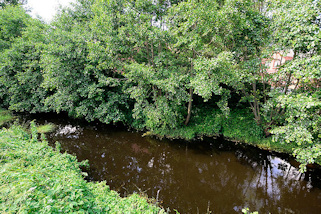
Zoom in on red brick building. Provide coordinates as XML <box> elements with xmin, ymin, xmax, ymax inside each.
<box><xmin>263</xmin><ymin>51</ymin><xmax>294</xmax><ymax>74</ymax></box>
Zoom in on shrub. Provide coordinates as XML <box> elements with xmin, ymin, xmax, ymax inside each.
<box><xmin>0</xmin><ymin>124</ymin><xmax>164</xmax><ymax>213</ymax></box>
<box><xmin>0</xmin><ymin>108</ymin><xmax>14</xmax><ymax>126</ymax></box>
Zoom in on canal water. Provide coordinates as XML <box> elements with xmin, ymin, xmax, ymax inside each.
<box><xmin>29</xmin><ymin>114</ymin><xmax>321</xmax><ymax>213</ymax></box>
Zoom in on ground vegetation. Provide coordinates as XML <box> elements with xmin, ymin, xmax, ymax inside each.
<box><xmin>0</xmin><ymin>0</ymin><xmax>320</xmax><ymax>171</ymax></box>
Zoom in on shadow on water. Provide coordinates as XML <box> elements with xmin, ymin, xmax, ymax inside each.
<box><xmin>23</xmin><ymin>113</ymin><xmax>321</xmax><ymax>213</ymax></box>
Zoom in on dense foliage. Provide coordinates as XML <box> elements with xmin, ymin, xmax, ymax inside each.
<box><xmin>0</xmin><ymin>123</ymin><xmax>164</xmax><ymax>213</ymax></box>
<box><xmin>0</xmin><ymin>108</ymin><xmax>14</xmax><ymax>126</ymax></box>
<box><xmin>0</xmin><ymin>0</ymin><xmax>26</xmax><ymax>9</ymax></box>
<box><xmin>0</xmin><ymin>0</ymin><xmax>320</xmax><ymax>170</ymax></box>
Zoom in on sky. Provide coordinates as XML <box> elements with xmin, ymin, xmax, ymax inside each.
<box><xmin>25</xmin><ymin>0</ymin><xmax>76</xmax><ymax>22</ymax></box>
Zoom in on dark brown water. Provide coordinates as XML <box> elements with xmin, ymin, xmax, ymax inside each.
<box><xmin>31</xmin><ymin>115</ymin><xmax>321</xmax><ymax>213</ymax></box>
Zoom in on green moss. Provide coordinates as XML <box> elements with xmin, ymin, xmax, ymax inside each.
<box><xmin>0</xmin><ymin>125</ymin><xmax>165</xmax><ymax>213</ymax></box>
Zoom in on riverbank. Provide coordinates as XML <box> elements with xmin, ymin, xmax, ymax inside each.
<box><xmin>148</xmin><ymin>108</ymin><xmax>287</xmax><ymax>152</ymax></box>
<box><xmin>0</xmin><ymin>122</ymin><xmax>165</xmax><ymax>213</ymax></box>
<box><xmin>4</xmin><ymin>106</ymin><xmax>319</xmax><ymax>169</ymax></box>
<box><xmin>2</xmin><ymin>108</ymin><xmax>321</xmax><ymax>213</ymax></box>
<box><xmin>146</xmin><ymin>107</ymin><xmax>321</xmax><ymax>169</ymax></box>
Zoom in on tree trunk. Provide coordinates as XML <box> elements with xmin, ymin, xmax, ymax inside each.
<box><xmin>185</xmin><ymin>87</ymin><xmax>193</xmax><ymax>125</ymax></box>
<box><xmin>145</xmin><ymin>41</ymin><xmax>151</xmax><ymax>66</ymax></box>
<box><xmin>284</xmin><ymin>72</ymin><xmax>292</xmax><ymax>95</ymax></box>
<box><xmin>185</xmin><ymin>50</ymin><xmax>195</xmax><ymax>126</ymax></box>
<box><xmin>252</xmin><ymin>80</ymin><xmax>261</xmax><ymax>124</ymax></box>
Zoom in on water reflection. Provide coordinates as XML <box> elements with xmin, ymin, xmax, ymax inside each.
<box><xmin>34</xmin><ymin>118</ymin><xmax>321</xmax><ymax>214</ymax></box>
<box><xmin>55</xmin><ymin>124</ymin><xmax>83</xmax><ymax>139</ymax></box>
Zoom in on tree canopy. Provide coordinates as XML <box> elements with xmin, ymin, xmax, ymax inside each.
<box><xmin>0</xmin><ymin>0</ymin><xmax>320</xmax><ymax>171</ymax></box>
<box><xmin>0</xmin><ymin>0</ymin><xmax>27</xmax><ymax>9</ymax></box>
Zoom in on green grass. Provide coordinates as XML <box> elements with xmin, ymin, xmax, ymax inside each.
<box><xmin>36</xmin><ymin>123</ymin><xmax>56</xmax><ymax>134</ymax></box>
<box><xmin>148</xmin><ymin>106</ymin><xmax>315</xmax><ymax>166</ymax></box>
<box><xmin>0</xmin><ymin>124</ymin><xmax>165</xmax><ymax>213</ymax></box>
<box><xmin>150</xmin><ymin>108</ymin><xmax>264</xmax><ymax>143</ymax></box>
<box><xmin>0</xmin><ymin>108</ymin><xmax>15</xmax><ymax>126</ymax></box>
<box><xmin>150</xmin><ymin>108</ymin><xmax>223</xmax><ymax>140</ymax></box>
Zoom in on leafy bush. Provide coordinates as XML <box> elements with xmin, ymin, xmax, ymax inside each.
<box><xmin>151</xmin><ymin>107</ymin><xmax>265</xmax><ymax>143</ymax></box>
<box><xmin>0</xmin><ymin>108</ymin><xmax>14</xmax><ymax>126</ymax></box>
<box><xmin>0</xmin><ymin>124</ymin><xmax>164</xmax><ymax>213</ymax></box>
<box><xmin>271</xmin><ymin>93</ymin><xmax>321</xmax><ymax>172</ymax></box>
<box><xmin>221</xmin><ymin>109</ymin><xmax>264</xmax><ymax>144</ymax></box>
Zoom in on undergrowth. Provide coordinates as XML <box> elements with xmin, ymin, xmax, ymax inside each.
<box><xmin>151</xmin><ymin>108</ymin><xmax>264</xmax><ymax>143</ymax></box>
<box><xmin>0</xmin><ymin>108</ymin><xmax>14</xmax><ymax>126</ymax></box>
<box><xmin>36</xmin><ymin>123</ymin><xmax>56</xmax><ymax>134</ymax></box>
<box><xmin>149</xmin><ymin>107</ymin><xmax>311</xmax><ymax>164</ymax></box>
<box><xmin>0</xmin><ymin>123</ymin><xmax>165</xmax><ymax>213</ymax></box>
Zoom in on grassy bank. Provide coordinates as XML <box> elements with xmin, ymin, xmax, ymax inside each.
<box><xmin>149</xmin><ymin>107</ymin><xmax>305</xmax><ymax>159</ymax></box>
<box><xmin>150</xmin><ymin>107</ymin><xmax>321</xmax><ymax>169</ymax></box>
<box><xmin>0</xmin><ymin>123</ymin><xmax>164</xmax><ymax>213</ymax></box>
<box><xmin>151</xmin><ymin>108</ymin><xmax>266</xmax><ymax>143</ymax></box>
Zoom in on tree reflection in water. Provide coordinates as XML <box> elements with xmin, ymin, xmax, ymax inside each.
<box><xmin>39</xmin><ymin>117</ymin><xmax>321</xmax><ymax>214</ymax></box>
